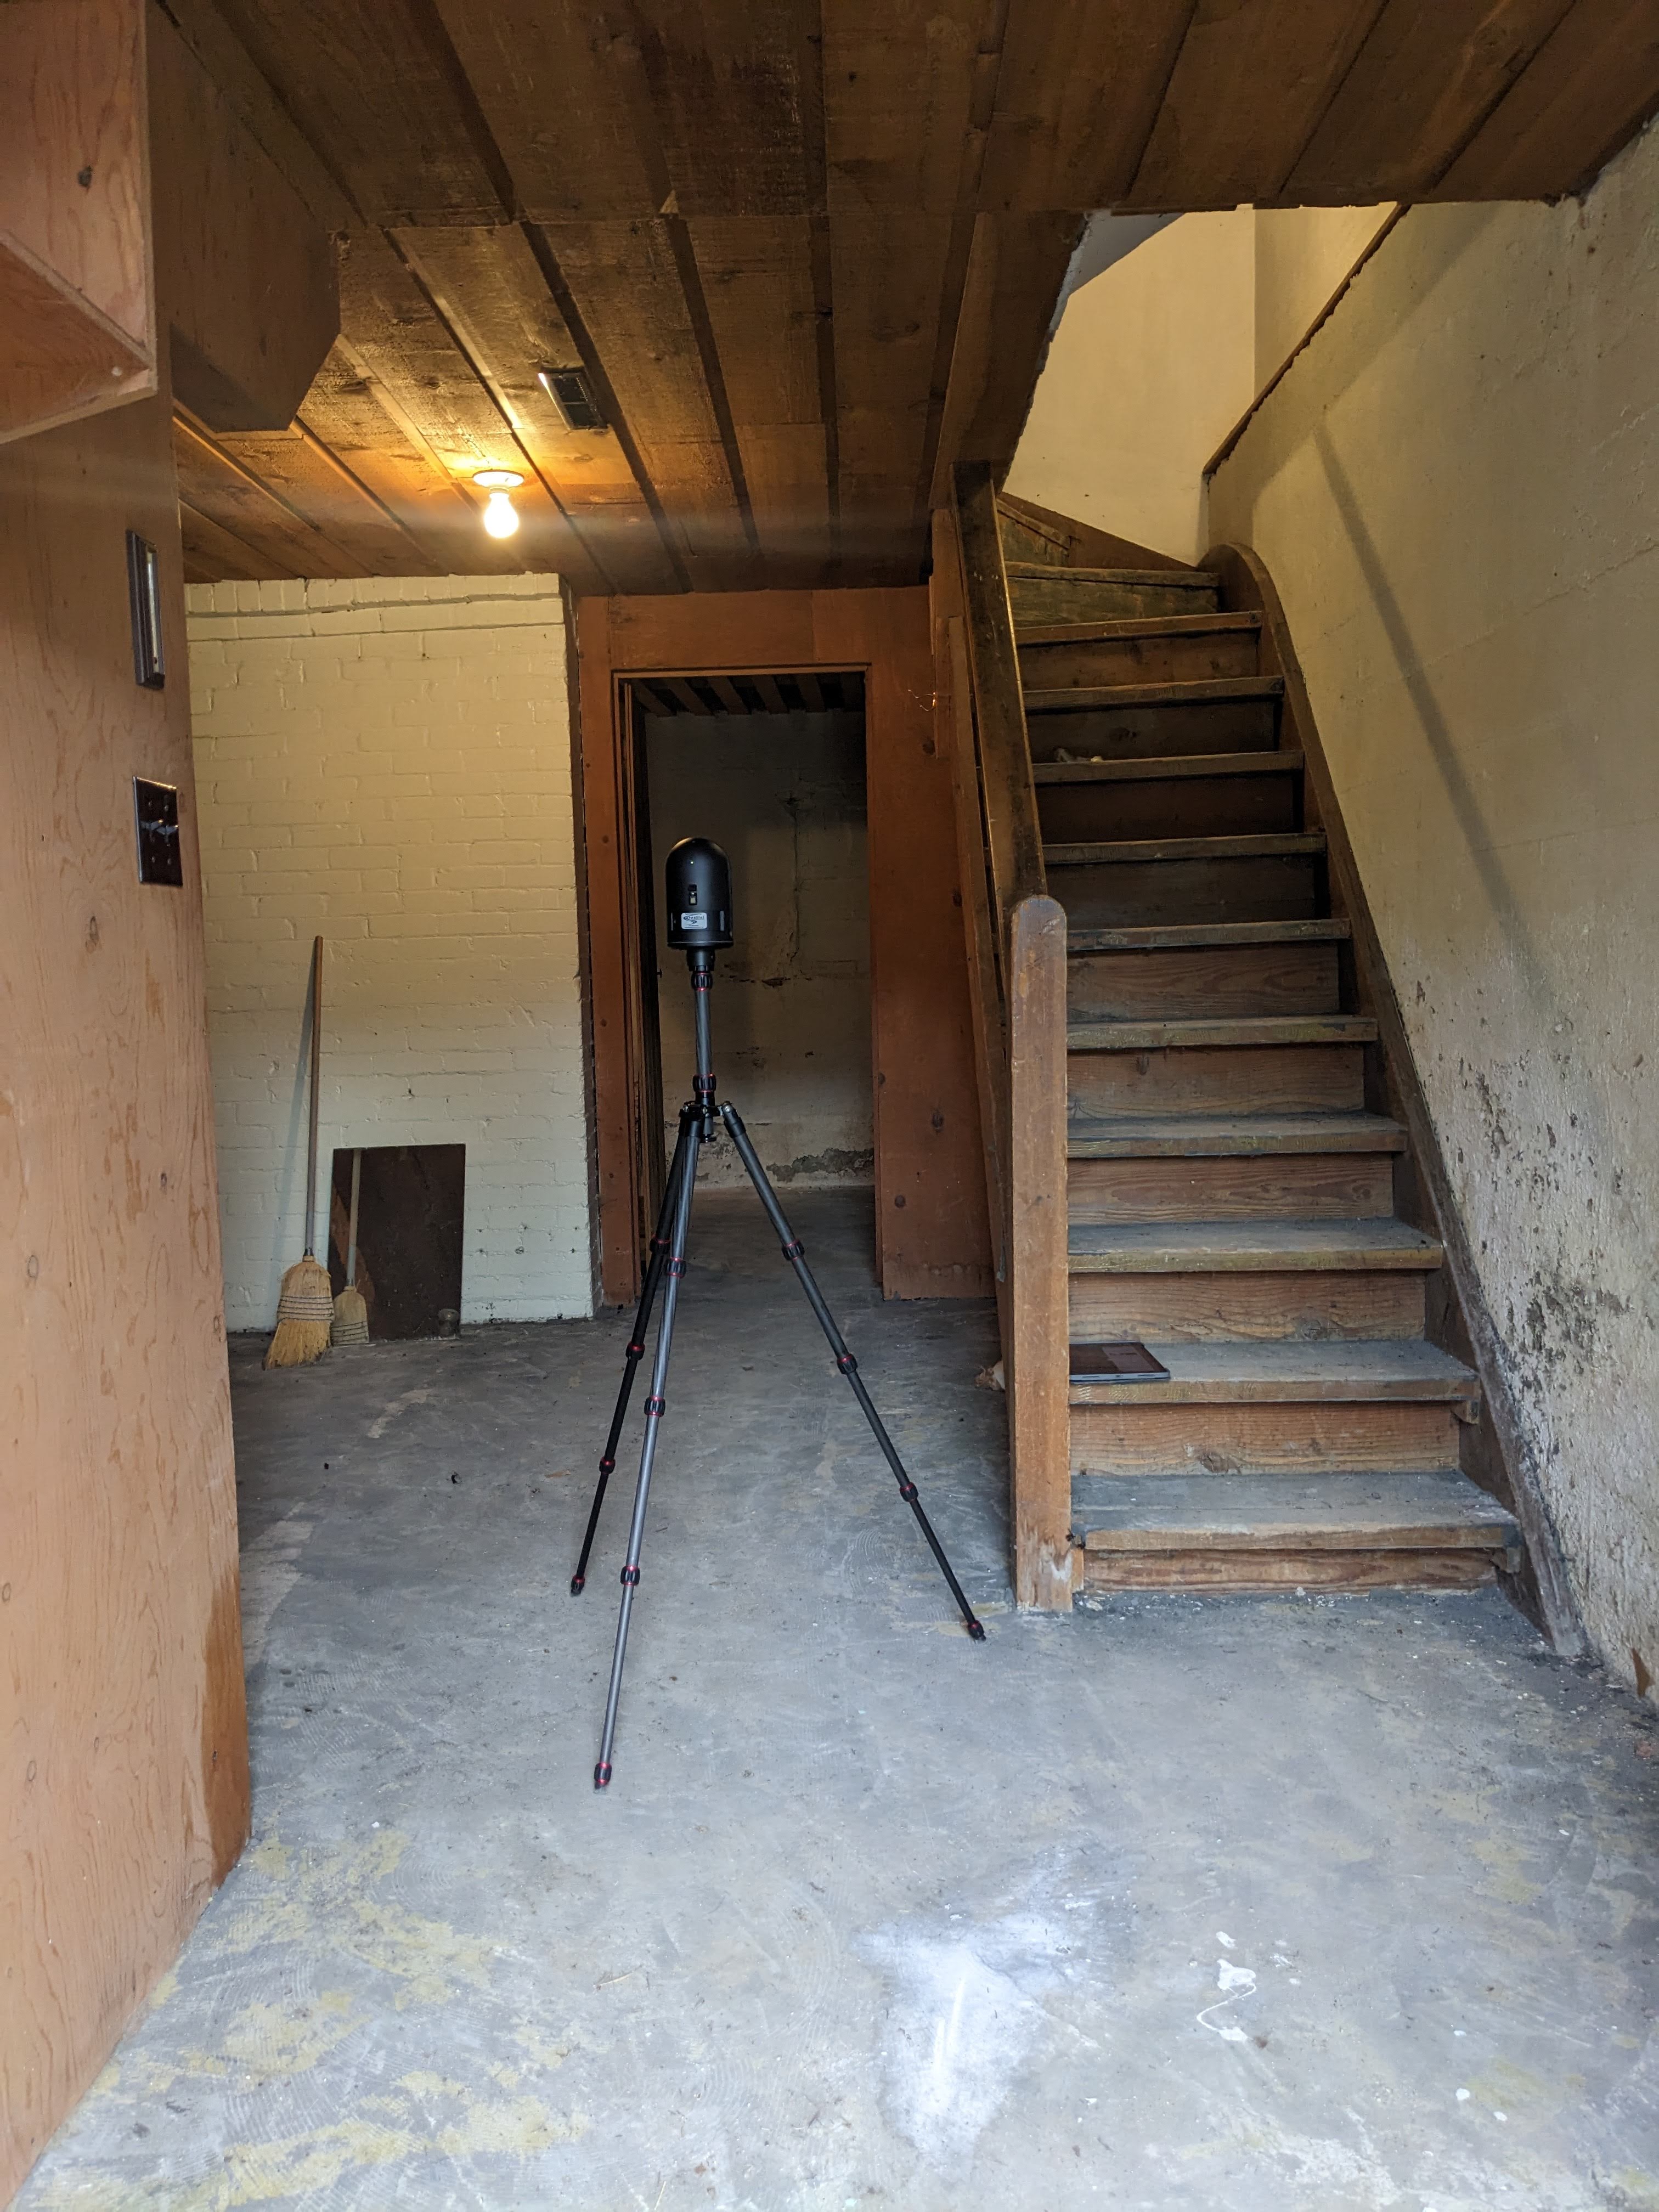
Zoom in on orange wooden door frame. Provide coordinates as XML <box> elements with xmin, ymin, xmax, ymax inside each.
<box><xmin>574</xmin><ymin>588</ymin><xmax>992</xmax><ymax>1308</ymax></box>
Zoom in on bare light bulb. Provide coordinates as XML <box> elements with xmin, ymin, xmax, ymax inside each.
<box><xmin>473</xmin><ymin>469</ymin><xmax>524</xmax><ymax>539</ymax></box>
<box><xmin>482</xmin><ymin>490</ymin><xmax>520</xmax><ymax>538</ymax></box>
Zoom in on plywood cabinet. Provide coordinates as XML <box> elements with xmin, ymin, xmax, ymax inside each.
<box><xmin>0</xmin><ymin>0</ymin><xmax>159</xmax><ymax>445</ymax></box>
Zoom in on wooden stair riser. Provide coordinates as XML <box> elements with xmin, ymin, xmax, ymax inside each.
<box><xmin>1079</xmin><ymin>1549</ymin><xmax>1500</xmax><ymax>1593</ymax></box>
<box><xmin>1029</xmin><ymin>696</ymin><xmax>1278</xmax><ymax>761</ymax></box>
<box><xmin>1070</xmin><ymin>1269</ymin><xmax>1427</xmax><ymax>1342</ymax></box>
<box><xmin>1069</xmin><ymin>1150</ymin><xmax>1395</xmax><ymax>1223</ymax></box>
<box><xmin>1071</xmin><ymin>1400</ymin><xmax>1463</xmax><ymax>1477</ymax></box>
<box><xmin>1069</xmin><ymin>940</ymin><xmax>1340</xmax><ymax>1019</ymax></box>
<box><xmin>1039</xmin><ymin>772</ymin><xmax>1297</xmax><ymax>844</ymax></box>
<box><xmin>1054</xmin><ymin>852</ymin><xmax>1318</xmax><ymax>930</ymax></box>
<box><xmin>1070</xmin><ymin>1041</ymin><xmax>1365</xmax><ymax>1119</ymax></box>
<box><xmin>1009</xmin><ymin>576</ymin><xmax>1220</xmax><ymax>624</ymax></box>
<box><xmin>1019</xmin><ymin>627</ymin><xmax>1259</xmax><ymax>689</ymax></box>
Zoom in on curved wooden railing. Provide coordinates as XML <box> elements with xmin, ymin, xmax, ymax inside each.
<box><xmin>932</xmin><ymin>462</ymin><xmax>1073</xmax><ymax>1610</ymax></box>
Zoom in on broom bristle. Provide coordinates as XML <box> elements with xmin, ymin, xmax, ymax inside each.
<box><xmin>331</xmin><ymin>1283</ymin><xmax>369</xmax><ymax>1346</ymax></box>
<box><xmin>265</xmin><ymin>1254</ymin><xmax>334</xmax><ymax>1369</ymax></box>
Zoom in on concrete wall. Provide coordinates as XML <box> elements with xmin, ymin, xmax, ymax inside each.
<box><xmin>1005</xmin><ymin>211</ymin><xmax>1256</xmax><ymax>563</ymax></box>
<box><xmin>1253</xmin><ymin>204</ymin><xmax>1393</xmax><ymax>391</ymax></box>
<box><xmin>1209</xmin><ymin>125</ymin><xmax>1659</xmax><ymax>1690</ymax></box>
<box><xmin>187</xmin><ymin>575</ymin><xmax>594</xmax><ymax>1329</ymax></box>
<box><xmin>645</xmin><ymin>709</ymin><xmax>871</xmax><ymax>1188</ymax></box>
<box><xmin>2</xmin><ymin>388</ymin><xmax>247</xmax><ymax>2198</ymax></box>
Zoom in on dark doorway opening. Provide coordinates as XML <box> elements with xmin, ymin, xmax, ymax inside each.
<box><xmin>328</xmin><ymin>1143</ymin><xmax>465</xmax><ymax>1339</ymax></box>
<box><xmin>626</xmin><ymin>671</ymin><xmax>873</xmax><ymax>1266</ymax></box>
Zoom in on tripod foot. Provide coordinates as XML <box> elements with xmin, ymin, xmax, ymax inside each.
<box><xmin>570</xmin><ymin>1573</ymin><xmax>585</xmax><ymax>1595</ymax></box>
<box><xmin>594</xmin><ymin>1761</ymin><xmax>612</xmax><ymax>1791</ymax></box>
<box><xmin>967</xmin><ymin>1617</ymin><xmax>988</xmax><ymax>1641</ymax></box>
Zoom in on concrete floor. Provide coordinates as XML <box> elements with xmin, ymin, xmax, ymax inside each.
<box><xmin>18</xmin><ymin>1190</ymin><xmax>1659</xmax><ymax>2211</ymax></box>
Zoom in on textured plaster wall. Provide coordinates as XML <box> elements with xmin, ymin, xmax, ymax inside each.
<box><xmin>1005</xmin><ymin>211</ymin><xmax>1256</xmax><ymax>562</ymax></box>
<box><xmin>1209</xmin><ymin>128</ymin><xmax>1659</xmax><ymax>1689</ymax></box>
<box><xmin>645</xmin><ymin>709</ymin><xmax>871</xmax><ymax>1188</ymax></box>
<box><xmin>187</xmin><ymin>575</ymin><xmax>594</xmax><ymax>1328</ymax></box>
<box><xmin>1252</xmin><ymin>205</ymin><xmax>1395</xmax><ymax>391</ymax></box>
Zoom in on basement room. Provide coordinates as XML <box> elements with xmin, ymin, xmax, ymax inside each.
<box><xmin>5</xmin><ymin>3</ymin><xmax>1657</xmax><ymax>2207</ymax></box>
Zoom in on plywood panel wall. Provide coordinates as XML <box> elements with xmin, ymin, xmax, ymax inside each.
<box><xmin>0</xmin><ymin>389</ymin><xmax>247</xmax><ymax>2198</ymax></box>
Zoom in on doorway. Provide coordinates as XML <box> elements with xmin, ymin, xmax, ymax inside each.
<box><xmin>627</xmin><ymin>670</ymin><xmax>873</xmax><ymax>1249</ymax></box>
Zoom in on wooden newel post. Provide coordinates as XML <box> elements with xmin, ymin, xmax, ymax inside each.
<box><xmin>1007</xmin><ymin>894</ymin><xmax>1073</xmax><ymax>1610</ymax></box>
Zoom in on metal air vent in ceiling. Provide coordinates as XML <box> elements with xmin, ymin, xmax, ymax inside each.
<box><xmin>538</xmin><ymin>366</ymin><xmax>606</xmax><ymax>432</ymax></box>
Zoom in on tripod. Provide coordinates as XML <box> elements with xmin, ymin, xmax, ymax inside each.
<box><xmin>573</xmin><ymin>941</ymin><xmax>986</xmax><ymax>1790</ymax></box>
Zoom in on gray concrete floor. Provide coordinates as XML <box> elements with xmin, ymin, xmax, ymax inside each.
<box><xmin>19</xmin><ymin>1190</ymin><xmax>1659</xmax><ymax>2211</ymax></box>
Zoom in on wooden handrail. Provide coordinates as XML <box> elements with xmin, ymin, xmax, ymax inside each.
<box><xmin>952</xmin><ymin>461</ymin><xmax>1046</xmax><ymax>943</ymax></box>
<box><xmin>933</xmin><ymin>476</ymin><xmax>1074</xmax><ymax>1611</ymax></box>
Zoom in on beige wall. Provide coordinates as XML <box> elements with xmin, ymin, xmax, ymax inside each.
<box><xmin>1008</xmin><ymin>205</ymin><xmax>1395</xmax><ymax>562</ymax></box>
<box><xmin>1005</xmin><ymin>211</ymin><xmax>1256</xmax><ymax>563</ymax></box>
<box><xmin>1210</xmin><ymin>127</ymin><xmax>1659</xmax><ymax>1690</ymax></box>
<box><xmin>187</xmin><ymin>576</ymin><xmax>595</xmax><ymax>1329</ymax></box>
<box><xmin>1</xmin><ymin>392</ymin><xmax>247</xmax><ymax>2198</ymax></box>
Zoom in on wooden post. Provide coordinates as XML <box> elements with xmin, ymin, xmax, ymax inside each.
<box><xmin>1007</xmin><ymin>894</ymin><xmax>1073</xmax><ymax>1610</ymax></box>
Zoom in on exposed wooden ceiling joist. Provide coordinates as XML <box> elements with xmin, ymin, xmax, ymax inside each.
<box><xmin>165</xmin><ymin>0</ymin><xmax>1659</xmax><ymax>592</ymax></box>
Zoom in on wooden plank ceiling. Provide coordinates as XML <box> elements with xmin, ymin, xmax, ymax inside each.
<box><xmin>167</xmin><ymin>0</ymin><xmax>1659</xmax><ymax>595</ymax></box>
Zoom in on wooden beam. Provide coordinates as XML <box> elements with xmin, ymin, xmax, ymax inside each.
<box><xmin>171</xmin><ymin>412</ymin><xmax>373</xmax><ymax>578</ymax></box>
<box><xmin>206</xmin><ymin>0</ymin><xmax>505</xmax><ymax>222</ymax></box>
<box><xmin>630</xmin><ymin>681</ymin><xmax>675</xmax><ymax>718</ymax></box>
<box><xmin>687</xmin><ymin>216</ymin><xmax>831</xmax><ymax>585</ymax></box>
<box><xmin>951</xmin><ymin>462</ymin><xmax>1045</xmax><ymax>923</ymax></box>
<box><xmin>797</xmin><ymin>671</ymin><xmax>825</xmax><ymax>712</ymax></box>
<box><xmin>752</xmin><ymin>672</ymin><xmax>788</xmax><ymax>713</ymax></box>
<box><xmin>1126</xmin><ymin>1</ymin><xmax>1390</xmax><ymax>210</ymax></box>
<box><xmin>980</xmin><ymin>1</ymin><xmax>1196</xmax><ymax>207</ymax></box>
<box><xmin>1429</xmin><ymin>0</ymin><xmax>1659</xmax><ymax>198</ymax></box>
<box><xmin>149</xmin><ymin>6</ymin><xmax>337</xmax><ymax>432</ymax></box>
<box><xmin>663</xmin><ymin>678</ymin><xmax>712</xmax><ymax>715</ymax></box>
<box><xmin>1284</xmin><ymin>0</ymin><xmax>1577</xmax><ymax>203</ymax></box>
<box><xmin>708</xmin><ymin>674</ymin><xmax>747</xmax><ymax>713</ymax></box>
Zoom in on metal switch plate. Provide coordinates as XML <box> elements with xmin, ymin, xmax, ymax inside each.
<box><xmin>133</xmin><ymin>777</ymin><xmax>183</xmax><ymax>885</ymax></box>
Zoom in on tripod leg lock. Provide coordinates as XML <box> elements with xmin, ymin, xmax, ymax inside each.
<box><xmin>594</xmin><ymin>1760</ymin><xmax>612</xmax><ymax>1789</ymax></box>
<box><xmin>620</xmin><ymin>1564</ymin><xmax>640</xmax><ymax>1587</ymax></box>
<box><xmin>645</xmin><ymin>1394</ymin><xmax>667</xmax><ymax>1417</ymax></box>
<box><xmin>667</xmin><ymin>1257</ymin><xmax>686</xmax><ymax>1278</ymax></box>
<box><xmin>898</xmin><ymin>1480</ymin><xmax>918</xmax><ymax>1503</ymax></box>
<box><xmin>625</xmin><ymin>1339</ymin><xmax>645</xmax><ymax>1357</ymax></box>
<box><xmin>836</xmin><ymin>1351</ymin><xmax>857</xmax><ymax>1373</ymax></box>
<box><xmin>599</xmin><ymin>1454</ymin><xmax>616</xmax><ymax>1474</ymax></box>
<box><xmin>782</xmin><ymin>1238</ymin><xmax>804</xmax><ymax>1259</ymax></box>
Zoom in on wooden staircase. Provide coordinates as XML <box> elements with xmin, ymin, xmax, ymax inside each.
<box><xmin>938</xmin><ymin>480</ymin><xmax>1523</xmax><ymax>1602</ymax></box>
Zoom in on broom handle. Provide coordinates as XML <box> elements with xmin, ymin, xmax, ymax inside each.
<box><xmin>304</xmin><ymin>935</ymin><xmax>323</xmax><ymax>1258</ymax></box>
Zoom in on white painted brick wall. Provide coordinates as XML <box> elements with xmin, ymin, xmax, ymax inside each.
<box><xmin>187</xmin><ymin>575</ymin><xmax>595</xmax><ymax>1328</ymax></box>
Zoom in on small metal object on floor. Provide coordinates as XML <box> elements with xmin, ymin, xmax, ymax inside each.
<box><xmin>572</xmin><ymin>840</ymin><xmax>985</xmax><ymax>1791</ymax></box>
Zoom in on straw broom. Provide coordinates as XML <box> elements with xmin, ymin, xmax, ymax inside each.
<box><xmin>331</xmin><ymin>1147</ymin><xmax>369</xmax><ymax>1345</ymax></box>
<box><xmin>265</xmin><ymin>936</ymin><xmax>332</xmax><ymax>1368</ymax></box>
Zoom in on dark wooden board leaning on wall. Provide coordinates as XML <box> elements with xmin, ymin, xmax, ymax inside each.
<box><xmin>575</xmin><ymin>588</ymin><xmax>992</xmax><ymax>1306</ymax></box>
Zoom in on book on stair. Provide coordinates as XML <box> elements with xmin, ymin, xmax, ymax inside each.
<box><xmin>1070</xmin><ymin>1341</ymin><xmax>1171</xmax><ymax>1384</ymax></box>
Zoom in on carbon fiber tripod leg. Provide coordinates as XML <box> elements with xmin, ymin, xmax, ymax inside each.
<box><xmin>594</xmin><ymin>1110</ymin><xmax>703</xmax><ymax>1789</ymax></box>
<box><xmin>571</xmin><ymin>1105</ymin><xmax>695</xmax><ymax>1595</ymax></box>
<box><xmin>718</xmin><ymin>1101</ymin><xmax>986</xmax><ymax>1641</ymax></box>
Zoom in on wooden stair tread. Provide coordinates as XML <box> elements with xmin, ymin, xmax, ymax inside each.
<box><xmin>1069</xmin><ymin>918</ymin><xmax>1350</xmax><ymax>952</ymax></box>
<box><xmin>1069</xmin><ymin>1014</ymin><xmax>1375</xmax><ymax>1052</ymax></box>
<box><xmin>1046</xmin><ymin>831</ymin><xmax>1323</xmax><ymax>866</ymax></box>
<box><xmin>1068</xmin><ymin>1339</ymin><xmax>1477</xmax><ymax>1406</ymax></box>
<box><xmin>1006</xmin><ymin>562</ymin><xmax>1220</xmax><ymax>589</ymax></box>
<box><xmin>1027</xmin><ymin>676</ymin><xmax>1284</xmax><ymax>713</ymax></box>
<box><xmin>1034</xmin><ymin>750</ymin><xmax>1301</xmax><ymax>786</ymax></box>
<box><xmin>1068</xmin><ymin>1112</ymin><xmax>1407</xmax><ymax>1158</ymax></box>
<box><xmin>1017</xmin><ymin>612</ymin><xmax>1261</xmax><ymax>646</ymax></box>
<box><xmin>1068</xmin><ymin>1218</ymin><xmax>1444</xmax><ymax>1272</ymax></box>
<box><xmin>1071</xmin><ymin>1470</ymin><xmax>1520</xmax><ymax>1553</ymax></box>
